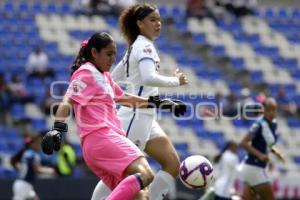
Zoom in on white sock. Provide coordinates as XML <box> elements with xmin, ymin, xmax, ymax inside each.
<box><xmin>149</xmin><ymin>170</ymin><xmax>175</xmax><ymax>200</ymax></box>
<box><xmin>90</xmin><ymin>180</ymin><xmax>111</xmax><ymax>200</ymax></box>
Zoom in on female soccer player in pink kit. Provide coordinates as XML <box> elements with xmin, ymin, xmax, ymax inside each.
<box><xmin>92</xmin><ymin>3</ymin><xmax>189</xmax><ymax>200</ymax></box>
<box><xmin>41</xmin><ymin>32</ymin><xmax>186</xmax><ymax>200</ymax></box>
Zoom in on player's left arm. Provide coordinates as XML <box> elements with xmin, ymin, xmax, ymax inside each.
<box><xmin>271</xmin><ymin>146</ymin><xmax>285</xmax><ymax>163</ymax></box>
<box><xmin>117</xmin><ymin>93</ymin><xmax>187</xmax><ymax>117</ymax></box>
<box><xmin>116</xmin><ymin>93</ymin><xmax>149</xmax><ymax>108</ymax></box>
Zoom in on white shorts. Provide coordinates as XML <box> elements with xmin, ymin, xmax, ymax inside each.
<box><xmin>118</xmin><ymin>108</ymin><xmax>164</xmax><ymax>151</ymax></box>
<box><xmin>238</xmin><ymin>162</ymin><xmax>270</xmax><ymax>187</ymax></box>
<box><xmin>12</xmin><ymin>179</ymin><xmax>37</xmax><ymax>200</ymax></box>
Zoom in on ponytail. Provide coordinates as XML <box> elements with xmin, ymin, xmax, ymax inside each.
<box><xmin>71</xmin><ymin>47</ymin><xmax>88</xmax><ymax>75</ymax></box>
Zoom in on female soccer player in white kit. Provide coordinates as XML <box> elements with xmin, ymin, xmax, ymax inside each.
<box><xmin>213</xmin><ymin>141</ymin><xmax>240</xmax><ymax>200</ymax></box>
<box><xmin>91</xmin><ymin>3</ymin><xmax>188</xmax><ymax>200</ymax></box>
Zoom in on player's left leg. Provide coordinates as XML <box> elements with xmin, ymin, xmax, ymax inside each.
<box><xmin>91</xmin><ymin>180</ymin><xmax>111</xmax><ymax>200</ymax></box>
<box><xmin>253</xmin><ymin>183</ymin><xmax>275</xmax><ymax>200</ymax></box>
<box><xmin>145</xmin><ymin>126</ymin><xmax>180</xmax><ymax>200</ymax></box>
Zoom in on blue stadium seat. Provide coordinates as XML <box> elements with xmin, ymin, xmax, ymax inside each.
<box><xmin>193</xmin><ymin>33</ymin><xmax>206</xmax><ymax>45</ymax></box>
<box><xmin>287</xmin><ymin>118</ymin><xmax>300</xmax><ymax>128</ymax></box>
<box><xmin>72</xmin><ymin>166</ymin><xmax>83</xmax><ymax>178</ymax></box>
<box><xmin>147</xmin><ymin>157</ymin><xmax>161</xmax><ymax>171</ymax></box>
<box><xmin>277</xmin><ymin>8</ymin><xmax>289</xmax><ymax>19</ymax></box>
<box><xmin>17</xmin><ymin>2</ymin><xmax>29</xmax><ymax>13</ymax></box>
<box><xmin>3</xmin><ymin>169</ymin><xmax>18</xmax><ymax>178</ymax></box>
<box><xmin>159</xmin><ymin>6</ymin><xmax>169</xmax><ymax>19</ymax></box>
<box><xmin>292</xmin><ymin>94</ymin><xmax>300</xmax><ymax>107</ymax></box>
<box><xmin>31</xmin><ymin>118</ymin><xmax>48</xmax><ymax>133</ymax></box>
<box><xmin>232</xmin><ymin>119</ymin><xmax>248</xmax><ymax>128</ymax></box>
<box><xmin>10</xmin><ymin>104</ymin><xmax>27</xmax><ymax>121</ymax></box>
<box><xmin>231</xmin><ymin>57</ymin><xmax>245</xmax><ymax>70</ymax></box>
<box><xmin>211</xmin><ymin>45</ymin><xmax>226</xmax><ymax>57</ymax></box>
<box><xmin>175</xmin><ymin>21</ymin><xmax>188</xmax><ymax>32</ymax></box>
<box><xmin>250</xmin><ymin>70</ymin><xmax>263</xmax><ymax>83</ymax></box>
<box><xmin>0</xmin><ymin>139</ymin><xmax>9</xmax><ymax>152</ymax></box>
<box><xmin>32</xmin><ymin>2</ymin><xmax>44</xmax><ymax>13</ymax></box>
<box><xmin>72</xmin><ymin>144</ymin><xmax>82</xmax><ymax>158</ymax></box>
<box><xmin>60</xmin><ymin>3</ymin><xmax>71</xmax><ymax>14</ymax></box>
<box><xmin>291</xmin><ymin>8</ymin><xmax>300</xmax><ymax>18</ymax></box>
<box><xmin>3</xmin><ymin>1</ymin><xmax>15</xmax><ymax>12</ymax></box>
<box><xmin>293</xmin><ymin>156</ymin><xmax>300</xmax><ymax>165</ymax></box>
<box><xmin>171</xmin><ymin>5</ymin><xmax>185</xmax><ymax>20</ymax></box>
<box><xmin>106</xmin><ymin>16</ymin><xmax>118</xmax><ymax>27</ymax></box>
<box><xmin>176</xmin><ymin>119</ymin><xmax>191</xmax><ymax>128</ymax></box>
<box><xmin>174</xmin><ymin>142</ymin><xmax>189</xmax><ymax>152</ymax></box>
<box><xmin>0</xmin><ymin>166</ymin><xmax>5</xmax><ymax>178</ymax></box>
<box><xmin>264</xmin><ymin>7</ymin><xmax>275</xmax><ymax>19</ymax></box>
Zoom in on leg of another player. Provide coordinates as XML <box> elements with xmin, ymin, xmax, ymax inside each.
<box><xmin>132</xmin><ymin>187</ymin><xmax>149</xmax><ymax>200</ymax></box>
<box><xmin>91</xmin><ymin>178</ymin><xmax>149</xmax><ymax>200</ymax></box>
<box><xmin>253</xmin><ymin>183</ymin><xmax>275</xmax><ymax>200</ymax></box>
<box><xmin>91</xmin><ymin>180</ymin><xmax>111</xmax><ymax>200</ymax></box>
<box><xmin>106</xmin><ymin>157</ymin><xmax>154</xmax><ymax>200</ymax></box>
<box><xmin>145</xmin><ymin>134</ymin><xmax>180</xmax><ymax>200</ymax></box>
<box><xmin>242</xmin><ymin>184</ymin><xmax>256</xmax><ymax>200</ymax></box>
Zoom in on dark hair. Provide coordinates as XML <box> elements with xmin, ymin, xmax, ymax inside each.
<box><xmin>71</xmin><ymin>32</ymin><xmax>114</xmax><ymax>74</ymax></box>
<box><xmin>214</xmin><ymin>141</ymin><xmax>237</xmax><ymax>163</ymax></box>
<box><xmin>10</xmin><ymin>135</ymin><xmax>40</xmax><ymax>169</ymax></box>
<box><xmin>119</xmin><ymin>3</ymin><xmax>157</xmax><ymax>45</ymax></box>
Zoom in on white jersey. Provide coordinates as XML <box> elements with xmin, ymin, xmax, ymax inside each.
<box><xmin>111</xmin><ymin>35</ymin><xmax>180</xmax><ymax>148</ymax></box>
<box><xmin>214</xmin><ymin>150</ymin><xmax>239</xmax><ymax>198</ymax></box>
<box><xmin>111</xmin><ymin>35</ymin><xmax>179</xmax><ymax>98</ymax></box>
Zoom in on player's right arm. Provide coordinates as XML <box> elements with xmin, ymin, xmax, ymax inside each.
<box><xmin>42</xmin><ymin>97</ymin><xmax>71</xmax><ymax>155</ymax></box>
<box><xmin>135</xmin><ymin>43</ymin><xmax>188</xmax><ymax>87</ymax></box>
<box><xmin>34</xmin><ymin>165</ymin><xmax>56</xmax><ymax>176</ymax></box>
<box><xmin>239</xmin><ymin>133</ymin><xmax>269</xmax><ymax>162</ymax></box>
<box><xmin>55</xmin><ymin>96</ymin><xmax>73</xmax><ymax>122</ymax></box>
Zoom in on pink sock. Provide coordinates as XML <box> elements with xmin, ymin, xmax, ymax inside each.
<box><xmin>106</xmin><ymin>175</ymin><xmax>142</xmax><ymax>200</ymax></box>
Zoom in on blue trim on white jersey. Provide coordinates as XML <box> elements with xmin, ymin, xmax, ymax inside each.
<box><xmin>125</xmin><ymin>47</ymin><xmax>133</xmax><ymax>77</ymax></box>
<box><xmin>138</xmin><ymin>57</ymin><xmax>155</xmax><ymax>63</ymax></box>
<box><xmin>126</xmin><ymin>86</ymin><xmax>144</xmax><ymax>136</ymax></box>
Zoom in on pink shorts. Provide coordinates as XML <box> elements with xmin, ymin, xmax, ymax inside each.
<box><xmin>81</xmin><ymin>131</ymin><xmax>144</xmax><ymax>189</ymax></box>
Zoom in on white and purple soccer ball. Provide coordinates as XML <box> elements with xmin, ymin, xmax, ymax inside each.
<box><xmin>179</xmin><ymin>155</ymin><xmax>214</xmax><ymax>189</ymax></box>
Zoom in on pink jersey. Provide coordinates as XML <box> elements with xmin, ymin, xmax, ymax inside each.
<box><xmin>65</xmin><ymin>62</ymin><xmax>125</xmax><ymax>138</ymax></box>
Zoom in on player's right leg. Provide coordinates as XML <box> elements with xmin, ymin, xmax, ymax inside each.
<box><xmin>242</xmin><ymin>184</ymin><xmax>256</xmax><ymax>200</ymax></box>
<box><xmin>83</xmin><ymin>131</ymin><xmax>153</xmax><ymax>200</ymax></box>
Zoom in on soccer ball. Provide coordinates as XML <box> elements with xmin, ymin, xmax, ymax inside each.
<box><xmin>179</xmin><ymin>155</ymin><xmax>214</xmax><ymax>189</ymax></box>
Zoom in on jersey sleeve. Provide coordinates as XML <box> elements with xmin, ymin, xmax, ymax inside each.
<box><xmin>65</xmin><ymin>69</ymin><xmax>97</xmax><ymax>106</ymax></box>
<box><xmin>135</xmin><ymin>43</ymin><xmax>157</xmax><ymax>62</ymax></box>
<box><xmin>249</xmin><ymin>122</ymin><xmax>261</xmax><ymax>138</ymax></box>
<box><xmin>106</xmin><ymin>73</ymin><xmax>124</xmax><ymax>101</ymax></box>
<box><xmin>138</xmin><ymin>59</ymin><xmax>180</xmax><ymax>87</ymax></box>
<box><xmin>261</xmin><ymin>121</ymin><xmax>276</xmax><ymax>147</ymax></box>
<box><xmin>25</xmin><ymin>151</ymin><xmax>41</xmax><ymax>166</ymax></box>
